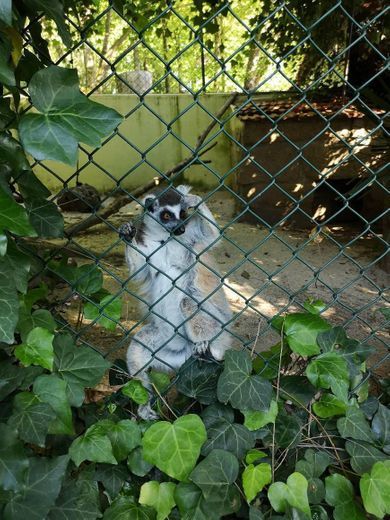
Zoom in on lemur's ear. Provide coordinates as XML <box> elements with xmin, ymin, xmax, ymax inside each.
<box><xmin>176</xmin><ymin>184</ymin><xmax>191</xmax><ymax>195</ymax></box>
<box><xmin>184</xmin><ymin>194</ymin><xmax>202</xmax><ymax>209</ymax></box>
<box><xmin>144</xmin><ymin>197</ymin><xmax>156</xmax><ymax>212</ymax></box>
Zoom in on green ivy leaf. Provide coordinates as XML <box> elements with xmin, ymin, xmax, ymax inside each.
<box><xmin>242</xmin><ymin>462</ymin><xmax>272</xmax><ymax>502</ymax></box>
<box><xmin>0</xmin><ymin>359</ymin><xmax>26</xmax><ymax>400</ymax></box>
<box><xmin>53</xmin><ymin>333</ymin><xmax>110</xmax><ymax>392</ymax></box>
<box><xmin>243</xmin><ymin>399</ymin><xmax>278</xmax><ymax>431</ymax></box>
<box><xmin>360</xmin><ymin>460</ymin><xmax>390</xmax><ymax>519</ymax></box>
<box><xmin>337</xmin><ymin>406</ymin><xmax>374</xmax><ymax>442</ymax></box>
<box><xmin>176</xmin><ymin>357</ymin><xmax>222</xmax><ymax>404</ymax></box>
<box><xmin>325</xmin><ymin>473</ymin><xmax>365</xmax><ymax>520</ymax></box>
<box><xmin>313</xmin><ymin>393</ymin><xmax>347</xmax><ymax>418</ymax></box>
<box><xmin>15</xmin><ymin>326</ymin><xmax>54</xmax><ymax>371</ymax></box>
<box><xmin>249</xmin><ymin>506</ymin><xmax>265</xmax><ymax>519</ymax></box>
<box><xmin>105</xmin><ymin>419</ymin><xmax>141</xmax><ymax>462</ymax></box>
<box><xmin>149</xmin><ymin>370</ymin><xmax>171</xmax><ymax>393</ymax></box>
<box><xmin>268</xmin><ymin>472</ymin><xmax>311</xmax><ymax>516</ymax></box>
<box><xmin>295</xmin><ymin>449</ymin><xmax>332</xmax><ymax>479</ymax></box>
<box><xmin>346</xmin><ymin>440</ymin><xmax>388</xmax><ymax>474</ymax></box>
<box><xmin>127</xmin><ymin>446</ymin><xmax>153</xmax><ymax>477</ymax></box>
<box><xmin>48</xmin><ymin>466</ymin><xmax>101</xmax><ymax>520</ymax></box>
<box><xmin>3</xmin><ymin>239</ymin><xmax>31</xmax><ymax>293</ymax></box>
<box><xmin>103</xmin><ymin>497</ymin><xmax>155</xmax><ymax>520</ymax></box>
<box><xmin>69</xmin><ymin>422</ymin><xmax>117</xmax><ymax>466</ymax></box>
<box><xmin>0</xmin><ymin>270</ymin><xmax>18</xmax><ymax>344</ymax></box>
<box><xmin>245</xmin><ymin>449</ymin><xmax>268</xmax><ymax>464</ymax></box>
<box><xmin>279</xmin><ymin>376</ymin><xmax>316</xmax><ymax>406</ymax></box>
<box><xmin>201</xmin><ymin>403</ymin><xmax>254</xmax><ymax>458</ymax></box>
<box><xmin>3</xmin><ymin>455</ymin><xmax>69</xmax><ymax>520</ymax></box>
<box><xmin>174</xmin><ymin>482</ymin><xmax>213</xmax><ymax>520</ymax></box>
<box><xmin>306</xmin><ymin>477</ymin><xmax>325</xmax><ymax>505</ymax></box>
<box><xmin>95</xmin><ymin>463</ymin><xmax>128</xmax><ymax>498</ymax></box>
<box><xmin>360</xmin><ymin>396</ymin><xmax>379</xmax><ymax>420</ymax></box>
<box><xmin>274</xmin><ymin>409</ymin><xmax>302</xmax><ymax>448</ymax></box>
<box><xmin>176</xmin><ymin>480</ymin><xmax>240</xmax><ymax>519</ymax></box>
<box><xmin>283</xmin><ymin>312</ymin><xmax>330</xmax><ymax>356</ymax></box>
<box><xmin>142</xmin><ymin>414</ymin><xmax>207</xmax><ymax>481</ymax></box>
<box><xmin>7</xmin><ymin>391</ymin><xmax>56</xmax><ymax>447</ymax></box>
<box><xmin>19</xmin><ymin>66</ymin><xmax>122</xmax><ymax>166</ymax></box>
<box><xmin>26</xmin><ymin>199</ymin><xmax>64</xmax><ymax>238</ymax></box>
<box><xmin>139</xmin><ymin>481</ymin><xmax>176</xmax><ymax>520</ymax></box>
<box><xmin>33</xmin><ymin>374</ymin><xmax>74</xmax><ymax>435</ymax></box>
<box><xmin>84</xmin><ymin>294</ymin><xmax>122</xmax><ymax>331</ymax></box>
<box><xmin>0</xmin><ymin>42</ymin><xmax>15</xmax><ymax>86</ymax></box>
<box><xmin>0</xmin><ymin>423</ymin><xmax>29</xmax><ymax>492</ymax></box>
<box><xmin>190</xmin><ymin>449</ymin><xmax>240</xmax><ymax>512</ymax></box>
<box><xmin>306</xmin><ymin>352</ymin><xmax>349</xmax><ymax>401</ymax></box>
<box><xmin>253</xmin><ymin>342</ymin><xmax>287</xmax><ymax>379</ymax></box>
<box><xmin>190</xmin><ymin>449</ymin><xmax>239</xmax><ymax>496</ymax></box>
<box><xmin>121</xmin><ymin>379</ymin><xmax>149</xmax><ymax>405</ymax></box>
<box><xmin>0</xmin><ymin>186</ymin><xmax>36</xmax><ymax>237</ymax></box>
<box><xmin>217</xmin><ymin>350</ymin><xmax>272</xmax><ymax>411</ymax></box>
<box><xmin>295</xmin><ymin>450</ymin><xmax>332</xmax><ymax>505</ymax></box>
<box><xmin>75</xmin><ymin>264</ymin><xmax>103</xmax><ymax>295</ymax></box>
<box><xmin>18</xmin><ymin>308</ymin><xmax>56</xmax><ymax>342</ymax></box>
<box><xmin>317</xmin><ymin>326</ymin><xmax>348</xmax><ymax>352</ymax></box>
<box><xmin>371</xmin><ymin>403</ymin><xmax>390</xmax><ymax>453</ymax></box>
<box><xmin>303</xmin><ymin>299</ymin><xmax>326</xmax><ymax>315</ymax></box>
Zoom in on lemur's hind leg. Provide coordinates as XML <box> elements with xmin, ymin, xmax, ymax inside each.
<box><xmin>127</xmin><ymin>323</ymin><xmax>191</xmax><ymax>420</ymax></box>
<box><xmin>180</xmin><ymin>297</ymin><xmax>231</xmax><ymax>360</ymax></box>
<box><xmin>126</xmin><ymin>324</ymin><xmax>160</xmax><ymax>421</ymax></box>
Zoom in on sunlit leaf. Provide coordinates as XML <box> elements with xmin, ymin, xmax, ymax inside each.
<box><xmin>360</xmin><ymin>461</ymin><xmax>390</xmax><ymax>519</ymax></box>
<box><xmin>242</xmin><ymin>463</ymin><xmax>272</xmax><ymax>503</ymax></box>
<box><xmin>268</xmin><ymin>472</ymin><xmax>311</xmax><ymax>516</ymax></box>
<box><xmin>139</xmin><ymin>481</ymin><xmax>176</xmax><ymax>520</ymax></box>
<box><xmin>142</xmin><ymin>414</ymin><xmax>206</xmax><ymax>481</ymax></box>
<box><xmin>15</xmin><ymin>327</ymin><xmax>54</xmax><ymax>371</ymax></box>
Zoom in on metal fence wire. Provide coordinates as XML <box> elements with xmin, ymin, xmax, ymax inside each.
<box><xmin>24</xmin><ymin>1</ymin><xmax>389</xmax><ymax>396</ymax></box>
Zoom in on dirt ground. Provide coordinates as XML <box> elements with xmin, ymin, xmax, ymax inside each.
<box><xmin>61</xmin><ymin>188</ymin><xmax>389</xmax><ymax>375</ymax></box>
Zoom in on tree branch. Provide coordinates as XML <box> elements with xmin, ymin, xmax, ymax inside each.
<box><xmin>64</xmin><ymin>92</ymin><xmax>238</xmax><ymax>237</ymax></box>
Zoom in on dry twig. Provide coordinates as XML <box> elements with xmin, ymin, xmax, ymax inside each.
<box><xmin>65</xmin><ymin>92</ymin><xmax>238</xmax><ymax>237</ymax></box>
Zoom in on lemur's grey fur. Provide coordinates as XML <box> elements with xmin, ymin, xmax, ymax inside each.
<box><xmin>119</xmin><ymin>185</ymin><xmax>232</xmax><ymax>419</ymax></box>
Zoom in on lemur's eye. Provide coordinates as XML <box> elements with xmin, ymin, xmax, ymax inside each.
<box><xmin>161</xmin><ymin>211</ymin><xmax>171</xmax><ymax>221</ymax></box>
<box><xmin>180</xmin><ymin>210</ymin><xmax>187</xmax><ymax>220</ymax></box>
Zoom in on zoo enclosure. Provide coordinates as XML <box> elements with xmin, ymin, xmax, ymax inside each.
<box><xmin>27</xmin><ymin>1</ymin><xmax>389</xmax><ymax>383</ymax></box>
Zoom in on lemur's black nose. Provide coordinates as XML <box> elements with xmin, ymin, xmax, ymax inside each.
<box><xmin>173</xmin><ymin>225</ymin><xmax>185</xmax><ymax>236</ymax></box>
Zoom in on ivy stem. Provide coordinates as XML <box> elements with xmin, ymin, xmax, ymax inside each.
<box><xmin>271</xmin><ymin>322</ymin><xmax>285</xmax><ymax>482</ymax></box>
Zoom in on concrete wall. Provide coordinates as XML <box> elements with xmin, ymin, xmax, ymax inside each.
<box><xmin>33</xmin><ymin>94</ymin><xmax>239</xmax><ymax>193</ymax></box>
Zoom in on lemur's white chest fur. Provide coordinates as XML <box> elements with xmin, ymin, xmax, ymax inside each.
<box><xmin>138</xmin><ymin>236</ymin><xmax>195</xmax><ymax>327</ymax></box>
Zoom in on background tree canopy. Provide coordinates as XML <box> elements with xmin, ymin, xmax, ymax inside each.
<box><xmin>40</xmin><ymin>0</ymin><xmax>388</xmax><ymax>100</ymax></box>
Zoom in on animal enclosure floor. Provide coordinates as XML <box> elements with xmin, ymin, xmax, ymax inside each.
<box><xmin>61</xmin><ymin>189</ymin><xmax>389</xmax><ymax>376</ymax></box>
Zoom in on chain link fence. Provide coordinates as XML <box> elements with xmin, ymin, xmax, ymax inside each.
<box><xmin>24</xmin><ymin>1</ymin><xmax>389</xmax><ymax>393</ymax></box>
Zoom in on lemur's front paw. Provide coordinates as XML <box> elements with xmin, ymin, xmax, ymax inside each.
<box><xmin>192</xmin><ymin>340</ymin><xmax>209</xmax><ymax>356</ymax></box>
<box><xmin>119</xmin><ymin>222</ymin><xmax>136</xmax><ymax>242</ymax></box>
<box><xmin>138</xmin><ymin>404</ymin><xmax>159</xmax><ymax>421</ymax></box>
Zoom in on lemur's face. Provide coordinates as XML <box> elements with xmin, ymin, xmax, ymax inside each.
<box><xmin>145</xmin><ymin>189</ymin><xmax>189</xmax><ymax>236</ymax></box>
<box><xmin>158</xmin><ymin>206</ymin><xmax>187</xmax><ymax>235</ymax></box>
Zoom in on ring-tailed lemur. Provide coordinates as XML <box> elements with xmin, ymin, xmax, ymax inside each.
<box><xmin>119</xmin><ymin>185</ymin><xmax>232</xmax><ymax>419</ymax></box>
